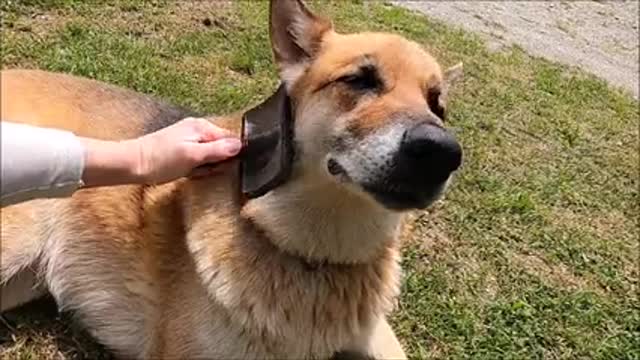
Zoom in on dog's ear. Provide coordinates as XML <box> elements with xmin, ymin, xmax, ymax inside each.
<box><xmin>444</xmin><ymin>62</ymin><xmax>463</xmax><ymax>86</ymax></box>
<box><xmin>440</xmin><ymin>62</ymin><xmax>464</xmax><ymax>107</ymax></box>
<box><xmin>269</xmin><ymin>0</ymin><xmax>333</xmax><ymax>84</ymax></box>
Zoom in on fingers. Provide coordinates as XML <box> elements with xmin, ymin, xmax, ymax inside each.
<box><xmin>193</xmin><ymin>138</ymin><xmax>243</xmax><ymax>164</ymax></box>
<box><xmin>186</xmin><ymin>138</ymin><xmax>242</xmax><ymax>179</ymax></box>
<box><xmin>181</xmin><ymin>117</ymin><xmax>236</xmax><ymax>142</ymax></box>
<box><xmin>200</xmin><ymin>124</ymin><xmax>236</xmax><ymax>142</ymax></box>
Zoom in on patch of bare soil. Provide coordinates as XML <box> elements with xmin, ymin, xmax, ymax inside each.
<box><xmin>511</xmin><ymin>251</ymin><xmax>606</xmax><ymax>296</ymax></box>
<box><xmin>393</xmin><ymin>0</ymin><xmax>639</xmax><ymax>99</ymax></box>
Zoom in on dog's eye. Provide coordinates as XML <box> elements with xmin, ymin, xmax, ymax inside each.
<box><xmin>336</xmin><ymin>66</ymin><xmax>381</xmax><ymax>91</ymax></box>
<box><xmin>427</xmin><ymin>88</ymin><xmax>446</xmax><ymax>120</ymax></box>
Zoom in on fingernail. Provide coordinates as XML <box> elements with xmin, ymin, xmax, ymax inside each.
<box><xmin>222</xmin><ymin>138</ymin><xmax>242</xmax><ymax>155</ymax></box>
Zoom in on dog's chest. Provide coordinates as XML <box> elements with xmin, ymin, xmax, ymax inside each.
<box><xmin>196</xmin><ymin>247</ymin><xmax>402</xmax><ymax>358</ymax></box>
<box><xmin>183</xmin><ymin>192</ymin><xmax>403</xmax><ymax>358</ymax></box>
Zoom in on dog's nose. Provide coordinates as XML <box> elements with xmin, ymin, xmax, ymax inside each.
<box><xmin>400</xmin><ymin>122</ymin><xmax>462</xmax><ymax>181</ymax></box>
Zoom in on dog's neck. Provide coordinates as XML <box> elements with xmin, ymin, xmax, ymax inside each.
<box><xmin>241</xmin><ymin>175</ymin><xmax>404</xmax><ymax>264</ymax></box>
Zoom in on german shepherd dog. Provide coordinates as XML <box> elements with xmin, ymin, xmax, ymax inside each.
<box><xmin>1</xmin><ymin>0</ymin><xmax>463</xmax><ymax>358</ymax></box>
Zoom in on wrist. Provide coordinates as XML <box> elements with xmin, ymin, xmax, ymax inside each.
<box><xmin>80</xmin><ymin>137</ymin><xmax>144</xmax><ymax>188</ymax></box>
<box><xmin>121</xmin><ymin>138</ymin><xmax>147</xmax><ymax>184</ymax></box>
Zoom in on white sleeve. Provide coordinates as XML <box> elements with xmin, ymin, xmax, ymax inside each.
<box><xmin>1</xmin><ymin>121</ymin><xmax>86</xmax><ymax>207</ymax></box>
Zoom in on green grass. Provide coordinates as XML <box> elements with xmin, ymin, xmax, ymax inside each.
<box><xmin>1</xmin><ymin>1</ymin><xmax>638</xmax><ymax>359</ymax></box>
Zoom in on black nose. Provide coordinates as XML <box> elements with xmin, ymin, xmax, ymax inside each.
<box><xmin>400</xmin><ymin>122</ymin><xmax>462</xmax><ymax>182</ymax></box>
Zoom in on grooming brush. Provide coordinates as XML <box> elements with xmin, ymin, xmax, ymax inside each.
<box><xmin>239</xmin><ymin>84</ymin><xmax>295</xmax><ymax>199</ymax></box>
<box><xmin>190</xmin><ymin>84</ymin><xmax>294</xmax><ymax>200</ymax></box>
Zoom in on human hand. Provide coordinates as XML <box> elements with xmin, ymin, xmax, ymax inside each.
<box><xmin>133</xmin><ymin>117</ymin><xmax>242</xmax><ymax>184</ymax></box>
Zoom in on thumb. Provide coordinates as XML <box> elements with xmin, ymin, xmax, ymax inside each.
<box><xmin>194</xmin><ymin>138</ymin><xmax>242</xmax><ymax>164</ymax></box>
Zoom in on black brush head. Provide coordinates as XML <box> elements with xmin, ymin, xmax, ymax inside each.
<box><xmin>239</xmin><ymin>84</ymin><xmax>295</xmax><ymax>199</ymax></box>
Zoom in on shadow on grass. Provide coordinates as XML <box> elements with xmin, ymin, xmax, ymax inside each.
<box><xmin>0</xmin><ymin>297</ymin><xmax>111</xmax><ymax>359</ymax></box>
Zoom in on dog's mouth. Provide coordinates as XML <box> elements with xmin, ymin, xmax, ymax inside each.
<box><xmin>362</xmin><ymin>183</ymin><xmax>444</xmax><ymax>211</ymax></box>
<box><xmin>326</xmin><ymin>158</ymin><xmax>445</xmax><ymax>211</ymax></box>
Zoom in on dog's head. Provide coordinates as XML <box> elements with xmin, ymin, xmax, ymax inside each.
<box><xmin>269</xmin><ymin>0</ymin><xmax>463</xmax><ymax>212</ymax></box>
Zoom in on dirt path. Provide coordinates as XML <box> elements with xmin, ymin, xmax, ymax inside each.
<box><xmin>392</xmin><ymin>0</ymin><xmax>639</xmax><ymax>99</ymax></box>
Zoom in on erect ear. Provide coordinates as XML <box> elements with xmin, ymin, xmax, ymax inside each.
<box><xmin>444</xmin><ymin>62</ymin><xmax>463</xmax><ymax>86</ymax></box>
<box><xmin>269</xmin><ymin>0</ymin><xmax>333</xmax><ymax>84</ymax></box>
<box><xmin>440</xmin><ymin>62</ymin><xmax>464</xmax><ymax>106</ymax></box>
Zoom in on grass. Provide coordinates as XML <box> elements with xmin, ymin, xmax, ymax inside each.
<box><xmin>1</xmin><ymin>0</ymin><xmax>638</xmax><ymax>359</ymax></box>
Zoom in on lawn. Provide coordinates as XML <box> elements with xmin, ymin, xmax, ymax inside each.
<box><xmin>1</xmin><ymin>1</ymin><xmax>638</xmax><ymax>359</ymax></box>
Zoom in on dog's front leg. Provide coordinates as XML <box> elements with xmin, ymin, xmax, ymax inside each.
<box><xmin>332</xmin><ymin>317</ymin><xmax>407</xmax><ymax>360</ymax></box>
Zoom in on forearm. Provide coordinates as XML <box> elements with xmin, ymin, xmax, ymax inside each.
<box><xmin>1</xmin><ymin>117</ymin><xmax>239</xmax><ymax>207</ymax></box>
<box><xmin>1</xmin><ymin>121</ymin><xmax>87</xmax><ymax>206</ymax></box>
<box><xmin>1</xmin><ymin>122</ymin><xmax>142</xmax><ymax>207</ymax></box>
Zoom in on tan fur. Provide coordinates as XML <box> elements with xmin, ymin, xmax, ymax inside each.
<box><xmin>1</xmin><ymin>1</ymin><xmax>463</xmax><ymax>358</ymax></box>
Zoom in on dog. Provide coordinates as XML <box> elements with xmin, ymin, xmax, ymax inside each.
<box><xmin>0</xmin><ymin>0</ymin><xmax>463</xmax><ymax>358</ymax></box>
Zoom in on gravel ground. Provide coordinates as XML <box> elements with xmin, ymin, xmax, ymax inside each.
<box><xmin>392</xmin><ymin>0</ymin><xmax>639</xmax><ymax>99</ymax></box>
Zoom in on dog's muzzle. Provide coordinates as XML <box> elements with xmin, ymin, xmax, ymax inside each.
<box><xmin>363</xmin><ymin>121</ymin><xmax>462</xmax><ymax>210</ymax></box>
